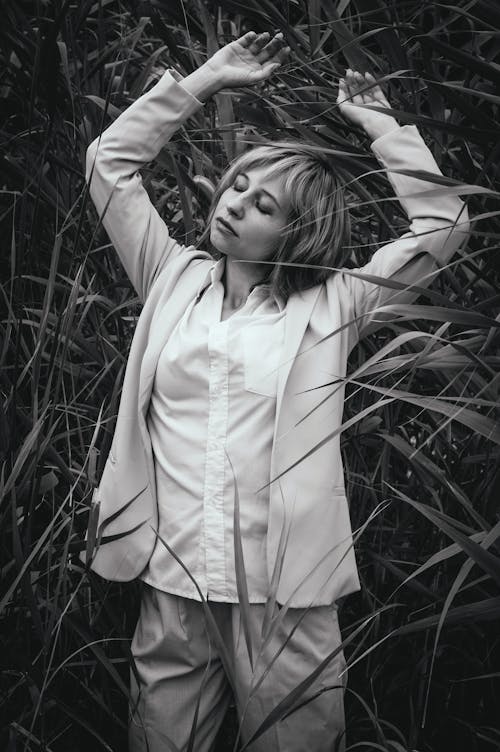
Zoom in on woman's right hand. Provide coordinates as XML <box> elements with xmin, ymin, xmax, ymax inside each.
<box><xmin>205</xmin><ymin>31</ymin><xmax>290</xmax><ymax>90</ymax></box>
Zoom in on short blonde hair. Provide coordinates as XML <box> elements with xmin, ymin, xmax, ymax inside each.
<box><xmin>200</xmin><ymin>141</ymin><xmax>351</xmax><ymax>302</ymax></box>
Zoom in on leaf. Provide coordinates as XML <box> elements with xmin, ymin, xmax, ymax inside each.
<box><xmin>240</xmin><ymin>609</ymin><xmax>388</xmax><ymax>750</ymax></box>
<box><xmin>83</xmin><ymin>94</ymin><xmax>122</xmax><ymax>120</ymax></box>
<box><xmin>386</xmin><ymin>486</ymin><xmax>500</xmax><ymax>586</ymax></box>
<box><xmin>227</xmin><ymin>452</ymin><xmax>253</xmax><ymax>670</ymax></box>
<box><xmin>418</xmin><ymin>35</ymin><xmax>500</xmax><ymax>86</ymax></box>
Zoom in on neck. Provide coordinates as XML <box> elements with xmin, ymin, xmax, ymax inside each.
<box><xmin>222</xmin><ymin>256</ymin><xmax>264</xmax><ymax>308</ymax></box>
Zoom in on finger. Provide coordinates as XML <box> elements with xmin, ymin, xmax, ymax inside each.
<box><xmin>364</xmin><ymin>71</ymin><xmax>387</xmax><ymax>92</ymax></box>
<box><xmin>342</xmin><ymin>69</ymin><xmax>354</xmax><ymax>101</ymax></box>
<box><xmin>373</xmin><ymin>87</ymin><xmax>391</xmax><ymax>106</ymax></box>
<box><xmin>266</xmin><ymin>44</ymin><xmax>290</xmax><ymax>67</ymax></box>
<box><xmin>371</xmin><ymin>91</ymin><xmax>391</xmax><ymax>108</ymax></box>
<box><xmin>262</xmin><ymin>46</ymin><xmax>290</xmax><ymax>74</ymax></box>
<box><xmin>346</xmin><ymin>69</ymin><xmax>360</xmax><ymax>100</ymax></box>
<box><xmin>352</xmin><ymin>70</ymin><xmax>380</xmax><ymax>106</ymax></box>
<box><xmin>353</xmin><ymin>71</ymin><xmax>368</xmax><ymax>101</ymax></box>
<box><xmin>364</xmin><ymin>71</ymin><xmax>378</xmax><ymax>85</ymax></box>
<box><xmin>237</xmin><ymin>31</ymin><xmax>258</xmax><ymax>48</ymax></box>
<box><xmin>364</xmin><ymin>72</ymin><xmax>390</xmax><ymax>105</ymax></box>
<box><xmin>258</xmin><ymin>32</ymin><xmax>286</xmax><ymax>60</ymax></box>
<box><xmin>246</xmin><ymin>60</ymin><xmax>283</xmax><ymax>83</ymax></box>
<box><xmin>337</xmin><ymin>77</ymin><xmax>349</xmax><ymax>104</ymax></box>
<box><xmin>348</xmin><ymin>70</ymin><xmax>366</xmax><ymax>105</ymax></box>
<box><xmin>249</xmin><ymin>31</ymin><xmax>271</xmax><ymax>54</ymax></box>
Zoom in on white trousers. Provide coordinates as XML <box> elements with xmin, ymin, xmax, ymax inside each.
<box><xmin>129</xmin><ymin>584</ymin><xmax>347</xmax><ymax>752</ymax></box>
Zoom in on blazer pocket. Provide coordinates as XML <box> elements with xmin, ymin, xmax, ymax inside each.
<box><xmin>242</xmin><ymin>325</ymin><xmax>282</xmax><ymax>398</ymax></box>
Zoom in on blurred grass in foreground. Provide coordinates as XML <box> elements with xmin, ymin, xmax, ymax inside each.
<box><xmin>1</xmin><ymin>1</ymin><xmax>499</xmax><ymax>750</ymax></box>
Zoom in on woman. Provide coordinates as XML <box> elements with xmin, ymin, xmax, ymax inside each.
<box><xmin>83</xmin><ymin>30</ymin><xmax>469</xmax><ymax>752</ymax></box>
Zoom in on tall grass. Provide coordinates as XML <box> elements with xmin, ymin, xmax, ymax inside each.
<box><xmin>1</xmin><ymin>1</ymin><xmax>499</xmax><ymax>750</ymax></box>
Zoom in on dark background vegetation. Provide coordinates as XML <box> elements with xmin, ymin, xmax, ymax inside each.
<box><xmin>1</xmin><ymin>0</ymin><xmax>499</xmax><ymax>750</ymax></box>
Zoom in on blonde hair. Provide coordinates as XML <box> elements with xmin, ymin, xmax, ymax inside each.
<box><xmin>199</xmin><ymin>141</ymin><xmax>351</xmax><ymax>302</ymax></box>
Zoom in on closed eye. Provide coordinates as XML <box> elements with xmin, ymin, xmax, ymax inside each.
<box><xmin>233</xmin><ymin>178</ymin><xmax>246</xmax><ymax>192</ymax></box>
<box><xmin>232</xmin><ymin>177</ymin><xmax>273</xmax><ymax>214</ymax></box>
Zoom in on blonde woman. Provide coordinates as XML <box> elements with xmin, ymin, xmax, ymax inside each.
<box><xmin>83</xmin><ymin>30</ymin><xmax>469</xmax><ymax>752</ymax></box>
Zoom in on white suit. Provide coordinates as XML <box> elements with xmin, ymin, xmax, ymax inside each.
<box><xmin>83</xmin><ymin>70</ymin><xmax>469</xmax><ymax>608</ymax></box>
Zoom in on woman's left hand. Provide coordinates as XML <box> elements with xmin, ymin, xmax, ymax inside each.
<box><xmin>337</xmin><ymin>70</ymin><xmax>400</xmax><ymax>140</ymax></box>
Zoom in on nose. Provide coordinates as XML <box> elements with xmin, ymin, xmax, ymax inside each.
<box><xmin>226</xmin><ymin>192</ymin><xmax>245</xmax><ymax>218</ymax></box>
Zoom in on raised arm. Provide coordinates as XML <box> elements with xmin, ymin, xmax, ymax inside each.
<box><xmin>86</xmin><ymin>31</ymin><xmax>289</xmax><ymax>303</ymax></box>
<box><xmin>331</xmin><ymin>71</ymin><xmax>470</xmax><ymax>342</ymax></box>
<box><xmin>86</xmin><ymin>71</ymin><xmax>206</xmax><ymax>303</ymax></box>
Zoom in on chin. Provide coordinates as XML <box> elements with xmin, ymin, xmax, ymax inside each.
<box><xmin>209</xmin><ymin>225</ymin><xmax>228</xmax><ymax>253</ymax></box>
<box><xmin>210</xmin><ymin>231</ymin><xmax>238</xmax><ymax>258</ymax></box>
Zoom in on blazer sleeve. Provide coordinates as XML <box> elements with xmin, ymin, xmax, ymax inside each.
<box><xmin>85</xmin><ymin>70</ymin><xmax>204</xmax><ymax>303</ymax></box>
<box><xmin>333</xmin><ymin>124</ymin><xmax>470</xmax><ymax>342</ymax></box>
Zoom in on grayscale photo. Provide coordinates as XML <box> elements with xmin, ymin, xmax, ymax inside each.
<box><xmin>1</xmin><ymin>2</ymin><xmax>498</xmax><ymax>751</ymax></box>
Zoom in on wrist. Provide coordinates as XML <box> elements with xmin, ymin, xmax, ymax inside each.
<box><xmin>364</xmin><ymin>117</ymin><xmax>400</xmax><ymax>142</ymax></box>
<box><xmin>181</xmin><ymin>64</ymin><xmax>224</xmax><ymax>101</ymax></box>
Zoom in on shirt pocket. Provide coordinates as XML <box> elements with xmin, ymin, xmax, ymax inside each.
<box><xmin>241</xmin><ymin>323</ymin><xmax>283</xmax><ymax>398</ymax></box>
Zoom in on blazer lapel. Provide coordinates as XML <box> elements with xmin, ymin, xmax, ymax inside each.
<box><xmin>276</xmin><ymin>284</ymin><xmax>322</xmax><ymax>419</ymax></box>
<box><xmin>138</xmin><ymin>261</ymin><xmax>212</xmax><ymax>420</ymax></box>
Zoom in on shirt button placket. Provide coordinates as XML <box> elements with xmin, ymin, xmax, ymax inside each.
<box><xmin>203</xmin><ymin>321</ymin><xmax>229</xmax><ymax>597</ymax></box>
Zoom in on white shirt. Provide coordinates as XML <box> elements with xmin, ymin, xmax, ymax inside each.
<box><xmin>141</xmin><ymin>257</ymin><xmax>286</xmax><ymax>602</ymax></box>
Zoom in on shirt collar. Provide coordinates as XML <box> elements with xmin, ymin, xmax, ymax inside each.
<box><xmin>195</xmin><ymin>256</ymin><xmax>285</xmax><ymax>311</ymax></box>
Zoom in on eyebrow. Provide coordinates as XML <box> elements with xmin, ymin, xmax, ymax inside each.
<box><xmin>238</xmin><ymin>172</ymin><xmax>283</xmax><ymax>210</ymax></box>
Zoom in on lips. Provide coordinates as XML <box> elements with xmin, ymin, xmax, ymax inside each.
<box><xmin>215</xmin><ymin>217</ymin><xmax>238</xmax><ymax>237</ymax></box>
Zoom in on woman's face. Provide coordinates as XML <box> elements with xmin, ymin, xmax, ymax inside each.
<box><xmin>209</xmin><ymin>165</ymin><xmax>290</xmax><ymax>264</ymax></box>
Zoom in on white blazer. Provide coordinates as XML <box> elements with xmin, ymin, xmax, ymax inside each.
<box><xmin>82</xmin><ymin>70</ymin><xmax>469</xmax><ymax>607</ymax></box>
